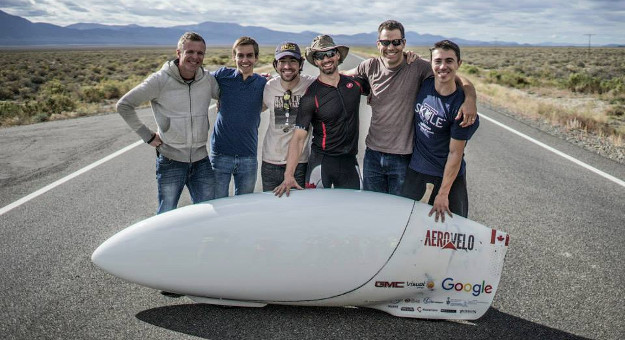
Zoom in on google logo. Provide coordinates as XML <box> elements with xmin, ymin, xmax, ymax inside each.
<box><xmin>441</xmin><ymin>277</ymin><xmax>493</xmax><ymax>297</ymax></box>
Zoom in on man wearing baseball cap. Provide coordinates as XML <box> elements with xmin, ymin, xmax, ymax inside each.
<box><xmin>274</xmin><ymin>35</ymin><xmax>370</xmax><ymax>197</ymax></box>
<box><xmin>260</xmin><ymin>42</ymin><xmax>316</xmax><ymax>191</ymax></box>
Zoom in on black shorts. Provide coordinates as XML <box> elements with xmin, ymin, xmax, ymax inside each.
<box><xmin>306</xmin><ymin>150</ymin><xmax>361</xmax><ymax>190</ymax></box>
<box><xmin>400</xmin><ymin>168</ymin><xmax>469</xmax><ymax>218</ymax></box>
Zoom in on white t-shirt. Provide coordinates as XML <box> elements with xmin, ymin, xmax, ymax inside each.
<box><xmin>262</xmin><ymin>74</ymin><xmax>315</xmax><ymax>165</ymax></box>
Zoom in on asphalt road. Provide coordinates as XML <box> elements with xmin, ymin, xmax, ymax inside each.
<box><xmin>1</xmin><ymin>53</ymin><xmax>624</xmax><ymax>340</ymax></box>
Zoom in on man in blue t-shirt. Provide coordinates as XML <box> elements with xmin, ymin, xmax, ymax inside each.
<box><xmin>401</xmin><ymin>40</ymin><xmax>479</xmax><ymax>222</ymax></box>
<box><xmin>211</xmin><ymin>36</ymin><xmax>267</xmax><ymax>198</ymax></box>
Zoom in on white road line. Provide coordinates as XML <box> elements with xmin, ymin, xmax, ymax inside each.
<box><xmin>0</xmin><ymin>140</ymin><xmax>144</xmax><ymax>217</ymax></box>
<box><xmin>479</xmin><ymin>112</ymin><xmax>625</xmax><ymax>188</ymax></box>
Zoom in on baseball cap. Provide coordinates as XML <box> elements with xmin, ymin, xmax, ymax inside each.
<box><xmin>275</xmin><ymin>41</ymin><xmax>302</xmax><ymax>60</ymax></box>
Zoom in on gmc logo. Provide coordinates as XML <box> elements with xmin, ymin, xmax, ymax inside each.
<box><xmin>375</xmin><ymin>281</ymin><xmax>405</xmax><ymax>288</ymax></box>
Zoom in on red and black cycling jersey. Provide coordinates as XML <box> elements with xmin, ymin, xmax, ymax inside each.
<box><xmin>296</xmin><ymin>75</ymin><xmax>370</xmax><ymax>156</ymax></box>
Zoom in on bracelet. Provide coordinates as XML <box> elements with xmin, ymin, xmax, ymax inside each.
<box><xmin>146</xmin><ymin>133</ymin><xmax>156</xmax><ymax>144</ymax></box>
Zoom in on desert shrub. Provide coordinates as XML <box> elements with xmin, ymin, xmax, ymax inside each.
<box><xmin>602</xmin><ymin>77</ymin><xmax>625</xmax><ymax>95</ymax></box>
<box><xmin>5</xmin><ymin>72</ymin><xmax>19</xmax><ymax>81</ymax></box>
<box><xmin>81</xmin><ymin>86</ymin><xmax>104</xmax><ymax>103</ymax></box>
<box><xmin>80</xmin><ymin>77</ymin><xmax>142</xmax><ymax>103</ymax></box>
<box><xmin>43</xmin><ymin>94</ymin><xmax>77</xmax><ymax>115</ymax></box>
<box><xmin>462</xmin><ymin>65</ymin><xmax>480</xmax><ymax>75</ymax></box>
<box><xmin>487</xmin><ymin>70</ymin><xmax>532</xmax><ymax>88</ymax></box>
<box><xmin>99</xmin><ymin>80</ymin><xmax>122</xmax><ymax>99</ymax></box>
<box><xmin>567</xmin><ymin>73</ymin><xmax>602</xmax><ymax>94</ymax></box>
<box><xmin>30</xmin><ymin>75</ymin><xmax>45</xmax><ymax>84</ymax></box>
<box><xmin>40</xmin><ymin>79</ymin><xmax>70</xmax><ymax>96</ymax></box>
<box><xmin>0</xmin><ymin>101</ymin><xmax>21</xmax><ymax>119</ymax></box>
<box><xmin>0</xmin><ymin>88</ymin><xmax>13</xmax><ymax>100</ymax></box>
<box><xmin>606</xmin><ymin>105</ymin><xmax>624</xmax><ymax>117</ymax></box>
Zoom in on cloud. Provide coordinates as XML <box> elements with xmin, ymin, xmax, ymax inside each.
<box><xmin>0</xmin><ymin>0</ymin><xmax>623</xmax><ymax>44</ymax></box>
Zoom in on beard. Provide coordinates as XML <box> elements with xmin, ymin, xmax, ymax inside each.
<box><xmin>319</xmin><ymin>63</ymin><xmax>338</xmax><ymax>75</ymax></box>
<box><xmin>280</xmin><ymin>71</ymin><xmax>298</xmax><ymax>82</ymax></box>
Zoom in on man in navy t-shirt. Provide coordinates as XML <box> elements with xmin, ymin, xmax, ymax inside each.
<box><xmin>401</xmin><ymin>40</ymin><xmax>479</xmax><ymax>222</ymax></box>
<box><xmin>210</xmin><ymin>37</ymin><xmax>267</xmax><ymax>198</ymax></box>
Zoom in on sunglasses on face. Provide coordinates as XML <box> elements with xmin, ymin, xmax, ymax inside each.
<box><xmin>378</xmin><ymin>39</ymin><xmax>405</xmax><ymax>47</ymax></box>
<box><xmin>312</xmin><ymin>49</ymin><xmax>337</xmax><ymax>60</ymax></box>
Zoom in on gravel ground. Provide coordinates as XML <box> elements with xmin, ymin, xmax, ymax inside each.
<box><xmin>480</xmin><ymin>101</ymin><xmax>625</xmax><ymax>165</ymax></box>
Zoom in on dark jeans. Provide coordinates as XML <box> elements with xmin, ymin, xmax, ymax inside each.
<box><xmin>156</xmin><ymin>154</ymin><xmax>215</xmax><ymax>214</ymax></box>
<box><xmin>401</xmin><ymin>168</ymin><xmax>469</xmax><ymax>218</ymax></box>
<box><xmin>362</xmin><ymin>148</ymin><xmax>411</xmax><ymax>196</ymax></box>
<box><xmin>261</xmin><ymin>161</ymin><xmax>307</xmax><ymax>192</ymax></box>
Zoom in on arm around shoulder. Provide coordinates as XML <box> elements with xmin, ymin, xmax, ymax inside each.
<box><xmin>454</xmin><ymin>75</ymin><xmax>477</xmax><ymax>127</ymax></box>
<box><xmin>207</xmin><ymin>72</ymin><xmax>220</xmax><ymax>101</ymax></box>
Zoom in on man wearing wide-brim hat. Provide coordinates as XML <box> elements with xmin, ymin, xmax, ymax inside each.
<box><xmin>304</xmin><ymin>34</ymin><xmax>350</xmax><ymax>66</ymax></box>
<box><xmin>274</xmin><ymin>35</ymin><xmax>370</xmax><ymax>197</ymax></box>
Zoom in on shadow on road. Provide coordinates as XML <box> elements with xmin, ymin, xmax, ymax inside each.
<box><xmin>136</xmin><ymin>304</ymin><xmax>589</xmax><ymax>339</ymax></box>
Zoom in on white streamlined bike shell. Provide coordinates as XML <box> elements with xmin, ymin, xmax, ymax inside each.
<box><xmin>92</xmin><ymin>189</ymin><xmax>509</xmax><ymax>320</ymax></box>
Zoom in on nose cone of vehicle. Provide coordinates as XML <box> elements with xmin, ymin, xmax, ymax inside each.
<box><xmin>91</xmin><ymin>190</ymin><xmax>416</xmax><ymax>301</ymax></box>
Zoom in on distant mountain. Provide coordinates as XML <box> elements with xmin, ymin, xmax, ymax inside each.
<box><xmin>0</xmin><ymin>10</ymin><xmax>526</xmax><ymax>47</ymax></box>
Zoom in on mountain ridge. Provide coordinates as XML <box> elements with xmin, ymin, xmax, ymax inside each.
<box><xmin>1</xmin><ymin>10</ymin><xmax>610</xmax><ymax>47</ymax></box>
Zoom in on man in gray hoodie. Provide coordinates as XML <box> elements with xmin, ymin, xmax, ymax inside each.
<box><xmin>117</xmin><ymin>32</ymin><xmax>220</xmax><ymax>214</ymax></box>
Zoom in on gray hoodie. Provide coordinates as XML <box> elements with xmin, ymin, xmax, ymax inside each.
<box><xmin>117</xmin><ymin>59</ymin><xmax>219</xmax><ymax>163</ymax></box>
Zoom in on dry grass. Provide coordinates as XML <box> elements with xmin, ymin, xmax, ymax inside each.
<box><xmin>0</xmin><ymin>46</ymin><xmax>275</xmax><ymax>126</ymax></box>
<box><xmin>1</xmin><ymin>45</ymin><xmax>624</xmax><ymax>148</ymax></box>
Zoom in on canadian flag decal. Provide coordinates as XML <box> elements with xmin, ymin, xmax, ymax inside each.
<box><xmin>490</xmin><ymin>229</ymin><xmax>510</xmax><ymax>246</ymax></box>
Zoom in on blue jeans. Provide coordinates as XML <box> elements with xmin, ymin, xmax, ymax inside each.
<box><xmin>156</xmin><ymin>154</ymin><xmax>215</xmax><ymax>214</ymax></box>
<box><xmin>210</xmin><ymin>153</ymin><xmax>257</xmax><ymax>199</ymax></box>
<box><xmin>362</xmin><ymin>148</ymin><xmax>411</xmax><ymax>196</ymax></box>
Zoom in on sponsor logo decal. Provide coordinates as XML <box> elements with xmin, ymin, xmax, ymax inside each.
<box><xmin>423</xmin><ymin>230</ymin><xmax>475</xmax><ymax>250</ymax></box>
<box><xmin>375</xmin><ymin>281</ymin><xmax>404</xmax><ymax>288</ymax></box>
<box><xmin>446</xmin><ymin>297</ymin><xmax>468</xmax><ymax>307</ymax></box>
<box><xmin>422</xmin><ymin>308</ymin><xmax>438</xmax><ymax>312</ymax></box>
<box><xmin>400</xmin><ymin>307</ymin><xmax>415</xmax><ymax>312</ymax></box>
<box><xmin>441</xmin><ymin>309</ymin><xmax>457</xmax><ymax>313</ymax></box>
<box><xmin>423</xmin><ymin>297</ymin><xmax>444</xmax><ymax>304</ymax></box>
<box><xmin>375</xmin><ymin>280</ymin><xmax>435</xmax><ymax>289</ymax></box>
<box><xmin>442</xmin><ymin>277</ymin><xmax>493</xmax><ymax>297</ymax></box>
<box><xmin>460</xmin><ymin>309</ymin><xmax>477</xmax><ymax>314</ymax></box>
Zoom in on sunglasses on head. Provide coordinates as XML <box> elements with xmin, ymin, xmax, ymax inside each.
<box><xmin>378</xmin><ymin>39</ymin><xmax>404</xmax><ymax>47</ymax></box>
<box><xmin>312</xmin><ymin>49</ymin><xmax>337</xmax><ymax>60</ymax></box>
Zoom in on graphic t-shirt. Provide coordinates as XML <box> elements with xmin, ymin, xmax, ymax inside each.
<box><xmin>409</xmin><ymin>77</ymin><xmax>479</xmax><ymax>177</ymax></box>
<box><xmin>262</xmin><ymin>74</ymin><xmax>315</xmax><ymax>164</ymax></box>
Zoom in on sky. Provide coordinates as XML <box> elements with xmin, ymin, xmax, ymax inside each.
<box><xmin>2</xmin><ymin>0</ymin><xmax>624</xmax><ymax>45</ymax></box>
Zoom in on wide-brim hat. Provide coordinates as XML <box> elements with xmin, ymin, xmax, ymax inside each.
<box><xmin>305</xmin><ymin>34</ymin><xmax>349</xmax><ymax>65</ymax></box>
